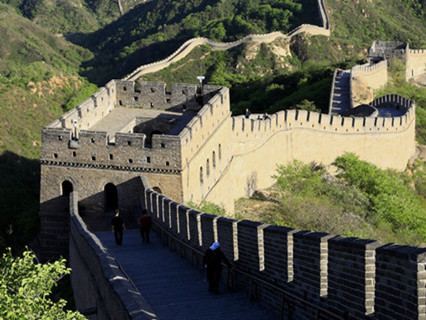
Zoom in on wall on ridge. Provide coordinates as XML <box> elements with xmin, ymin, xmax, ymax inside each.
<box><xmin>204</xmin><ymin>101</ymin><xmax>415</xmax><ymax>212</ymax></box>
<box><xmin>125</xmin><ymin>0</ymin><xmax>330</xmax><ymax>80</ymax></box>
<box><xmin>143</xmin><ymin>185</ymin><xmax>426</xmax><ymax>320</ymax></box>
<box><xmin>69</xmin><ymin>191</ymin><xmax>158</xmax><ymax>320</ymax></box>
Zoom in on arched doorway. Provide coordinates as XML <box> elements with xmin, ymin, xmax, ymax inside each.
<box><xmin>62</xmin><ymin>180</ymin><xmax>73</xmax><ymax>196</ymax></box>
<box><xmin>61</xmin><ymin>180</ymin><xmax>73</xmax><ymax>213</ymax></box>
<box><xmin>104</xmin><ymin>183</ymin><xmax>118</xmax><ymax>211</ymax></box>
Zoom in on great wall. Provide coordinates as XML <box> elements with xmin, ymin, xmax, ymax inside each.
<box><xmin>37</xmin><ymin>0</ymin><xmax>426</xmax><ymax>319</ymax></box>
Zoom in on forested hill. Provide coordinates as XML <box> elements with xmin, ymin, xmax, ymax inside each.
<box><xmin>74</xmin><ymin>0</ymin><xmax>323</xmax><ymax>84</ymax></box>
<box><xmin>1</xmin><ymin>0</ymin><xmax>149</xmax><ymax>33</ymax></box>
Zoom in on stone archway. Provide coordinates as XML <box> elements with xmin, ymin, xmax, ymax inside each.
<box><xmin>61</xmin><ymin>180</ymin><xmax>73</xmax><ymax>196</ymax></box>
<box><xmin>104</xmin><ymin>183</ymin><xmax>118</xmax><ymax>212</ymax></box>
<box><xmin>61</xmin><ymin>180</ymin><xmax>73</xmax><ymax>213</ymax></box>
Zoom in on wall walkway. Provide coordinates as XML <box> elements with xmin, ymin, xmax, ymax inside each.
<box><xmin>143</xmin><ymin>178</ymin><xmax>426</xmax><ymax>320</ymax></box>
<box><xmin>69</xmin><ymin>191</ymin><xmax>159</xmax><ymax>320</ymax></box>
<box><xmin>95</xmin><ymin>229</ymin><xmax>275</xmax><ymax>320</ymax></box>
<box><xmin>329</xmin><ymin>69</ymin><xmax>351</xmax><ymax>114</ymax></box>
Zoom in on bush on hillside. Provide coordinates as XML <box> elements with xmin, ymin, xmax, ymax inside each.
<box><xmin>333</xmin><ymin>153</ymin><xmax>426</xmax><ymax>241</ymax></box>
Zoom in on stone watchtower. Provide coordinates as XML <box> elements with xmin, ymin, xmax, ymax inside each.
<box><xmin>39</xmin><ymin>80</ymin><xmax>230</xmax><ymax>258</ymax></box>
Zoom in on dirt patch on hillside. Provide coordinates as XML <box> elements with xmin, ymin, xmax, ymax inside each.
<box><xmin>27</xmin><ymin>74</ymin><xmax>82</xmax><ymax>96</ymax></box>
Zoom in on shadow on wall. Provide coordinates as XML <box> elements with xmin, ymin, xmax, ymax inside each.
<box><xmin>39</xmin><ymin>176</ymin><xmax>145</xmax><ymax>259</ymax></box>
<box><xmin>0</xmin><ymin>151</ymin><xmax>40</xmax><ymax>254</ymax></box>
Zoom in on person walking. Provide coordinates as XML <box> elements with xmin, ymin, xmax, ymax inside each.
<box><xmin>138</xmin><ymin>209</ymin><xmax>152</xmax><ymax>244</ymax></box>
<box><xmin>203</xmin><ymin>242</ymin><xmax>231</xmax><ymax>294</ymax></box>
<box><xmin>111</xmin><ymin>209</ymin><xmax>126</xmax><ymax>245</ymax></box>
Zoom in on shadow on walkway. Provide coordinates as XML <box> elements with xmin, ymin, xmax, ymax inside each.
<box><xmin>95</xmin><ymin>229</ymin><xmax>275</xmax><ymax>320</ymax></box>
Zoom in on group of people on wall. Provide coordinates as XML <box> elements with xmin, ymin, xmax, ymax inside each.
<box><xmin>111</xmin><ymin>209</ymin><xmax>152</xmax><ymax>245</ymax></box>
<box><xmin>110</xmin><ymin>208</ymin><xmax>232</xmax><ymax>294</ymax></box>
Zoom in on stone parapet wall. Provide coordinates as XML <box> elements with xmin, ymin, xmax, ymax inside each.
<box><xmin>69</xmin><ymin>191</ymin><xmax>158</xmax><ymax>320</ymax></box>
<box><xmin>143</xmin><ymin>182</ymin><xmax>426</xmax><ymax>320</ymax></box>
<box><xmin>115</xmin><ymin>80</ymin><xmax>202</xmax><ymax>110</ymax></box>
<box><xmin>41</xmin><ymin>127</ymin><xmax>182</xmax><ymax>171</ymax></box>
<box><xmin>54</xmin><ymin>80</ymin><xmax>117</xmax><ymax>131</ymax></box>
<box><xmin>350</xmin><ymin>60</ymin><xmax>388</xmax><ymax>108</ymax></box>
<box><xmin>203</xmin><ymin>100</ymin><xmax>415</xmax><ymax>211</ymax></box>
<box><xmin>406</xmin><ymin>47</ymin><xmax>426</xmax><ymax>80</ymax></box>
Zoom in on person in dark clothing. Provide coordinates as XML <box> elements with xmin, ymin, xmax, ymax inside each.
<box><xmin>138</xmin><ymin>209</ymin><xmax>152</xmax><ymax>244</ymax></box>
<box><xmin>203</xmin><ymin>242</ymin><xmax>231</xmax><ymax>294</ymax></box>
<box><xmin>245</xmin><ymin>108</ymin><xmax>251</xmax><ymax>119</ymax></box>
<box><xmin>111</xmin><ymin>209</ymin><xmax>126</xmax><ymax>245</ymax></box>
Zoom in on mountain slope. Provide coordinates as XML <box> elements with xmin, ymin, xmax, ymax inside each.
<box><xmin>73</xmin><ymin>0</ymin><xmax>322</xmax><ymax>84</ymax></box>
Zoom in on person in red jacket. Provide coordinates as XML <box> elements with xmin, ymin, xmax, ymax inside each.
<box><xmin>138</xmin><ymin>209</ymin><xmax>152</xmax><ymax>244</ymax></box>
<box><xmin>203</xmin><ymin>242</ymin><xmax>231</xmax><ymax>294</ymax></box>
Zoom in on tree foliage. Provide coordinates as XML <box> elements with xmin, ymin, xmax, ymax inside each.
<box><xmin>0</xmin><ymin>248</ymin><xmax>85</xmax><ymax>320</ymax></box>
<box><xmin>333</xmin><ymin>153</ymin><xmax>426</xmax><ymax>240</ymax></box>
<box><xmin>269</xmin><ymin>154</ymin><xmax>426</xmax><ymax>245</ymax></box>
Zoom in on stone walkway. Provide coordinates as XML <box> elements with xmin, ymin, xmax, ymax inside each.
<box><xmin>95</xmin><ymin>229</ymin><xmax>275</xmax><ymax>320</ymax></box>
<box><xmin>330</xmin><ymin>70</ymin><xmax>351</xmax><ymax>115</ymax></box>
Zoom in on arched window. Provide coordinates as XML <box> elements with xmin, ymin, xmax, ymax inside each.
<box><xmin>200</xmin><ymin>167</ymin><xmax>203</xmax><ymax>184</ymax></box>
<box><xmin>212</xmin><ymin>151</ymin><xmax>216</xmax><ymax>168</ymax></box>
<box><xmin>218</xmin><ymin>144</ymin><xmax>222</xmax><ymax>160</ymax></box>
<box><xmin>206</xmin><ymin>159</ymin><xmax>210</xmax><ymax>176</ymax></box>
<box><xmin>61</xmin><ymin>180</ymin><xmax>73</xmax><ymax>196</ymax></box>
<box><xmin>153</xmin><ymin>187</ymin><xmax>162</xmax><ymax>193</ymax></box>
<box><xmin>104</xmin><ymin>183</ymin><xmax>118</xmax><ymax>212</ymax></box>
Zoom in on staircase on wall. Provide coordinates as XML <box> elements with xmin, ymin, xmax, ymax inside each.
<box><xmin>330</xmin><ymin>70</ymin><xmax>351</xmax><ymax>115</ymax></box>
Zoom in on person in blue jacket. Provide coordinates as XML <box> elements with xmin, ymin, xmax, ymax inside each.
<box><xmin>203</xmin><ymin>242</ymin><xmax>231</xmax><ymax>293</ymax></box>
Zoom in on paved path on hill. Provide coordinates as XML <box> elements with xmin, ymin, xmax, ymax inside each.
<box><xmin>95</xmin><ymin>229</ymin><xmax>275</xmax><ymax>320</ymax></box>
<box><xmin>330</xmin><ymin>70</ymin><xmax>351</xmax><ymax>115</ymax></box>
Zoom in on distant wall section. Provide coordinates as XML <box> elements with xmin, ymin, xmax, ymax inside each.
<box><xmin>204</xmin><ymin>99</ymin><xmax>415</xmax><ymax>212</ymax></box>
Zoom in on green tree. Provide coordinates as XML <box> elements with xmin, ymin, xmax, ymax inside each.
<box><xmin>0</xmin><ymin>248</ymin><xmax>85</xmax><ymax>320</ymax></box>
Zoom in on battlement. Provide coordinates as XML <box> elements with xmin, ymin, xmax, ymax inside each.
<box><xmin>351</xmin><ymin>60</ymin><xmax>388</xmax><ymax>74</ymax></box>
<box><xmin>41</xmin><ymin>82</ymin><xmax>229</xmax><ymax>174</ymax></box>
<box><xmin>145</xmin><ymin>185</ymin><xmax>426</xmax><ymax>320</ymax></box>
<box><xmin>41</xmin><ymin>126</ymin><xmax>182</xmax><ymax>171</ymax></box>
<box><xmin>179</xmin><ymin>86</ymin><xmax>230</xmax><ymax>156</ymax></box>
<box><xmin>408</xmin><ymin>49</ymin><xmax>426</xmax><ymax>55</ymax></box>
<box><xmin>231</xmin><ymin>100</ymin><xmax>414</xmax><ymax>141</ymax></box>
<box><xmin>115</xmin><ymin>80</ymin><xmax>210</xmax><ymax>111</ymax></box>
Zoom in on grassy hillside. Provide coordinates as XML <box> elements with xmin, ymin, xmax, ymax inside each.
<box><xmin>0</xmin><ymin>3</ymin><xmax>97</xmax><ymax>250</ymax></box>
<box><xmin>1</xmin><ymin>0</ymin><xmax>149</xmax><ymax>34</ymax></box>
<box><xmin>233</xmin><ymin>154</ymin><xmax>426</xmax><ymax>247</ymax></box>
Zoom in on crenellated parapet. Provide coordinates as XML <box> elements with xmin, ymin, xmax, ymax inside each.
<box><xmin>349</xmin><ymin>60</ymin><xmax>388</xmax><ymax>108</ymax></box>
<box><xmin>143</xmin><ymin>181</ymin><xmax>426</xmax><ymax>320</ymax></box>
<box><xmin>406</xmin><ymin>44</ymin><xmax>426</xmax><ymax>80</ymax></box>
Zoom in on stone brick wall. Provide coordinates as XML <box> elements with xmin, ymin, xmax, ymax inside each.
<box><xmin>143</xmin><ymin>183</ymin><xmax>426</xmax><ymax>320</ymax></box>
<box><xmin>69</xmin><ymin>191</ymin><xmax>158</xmax><ymax>320</ymax></box>
<box><xmin>406</xmin><ymin>47</ymin><xmax>426</xmax><ymax>80</ymax></box>
<box><xmin>350</xmin><ymin>60</ymin><xmax>388</xmax><ymax>108</ymax></box>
